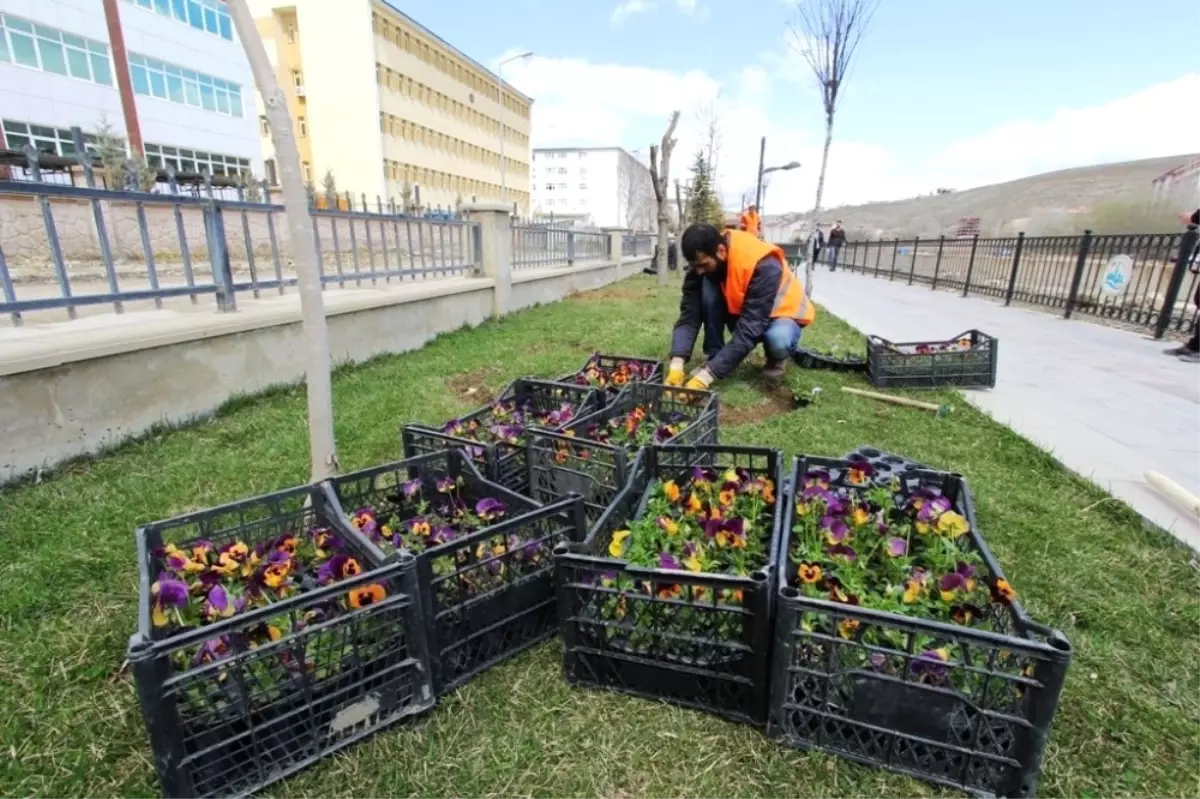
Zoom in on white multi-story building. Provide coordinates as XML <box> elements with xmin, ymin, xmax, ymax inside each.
<box><xmin>532</xmin><ymin>146</ymin><xmax>654</xmax><ymax>230</ymax></box>
<box><xmin>0</xmin><ymin>0</ymin><xmax>260</xmax><ymax>178</ymax></box>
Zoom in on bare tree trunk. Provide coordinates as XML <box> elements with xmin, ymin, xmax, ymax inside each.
<box><xmin>806</xmin><ymin>114</ymin><xmax>835</xmax><ymax>297</ymax></box>
<box><xmin>227</xmin><ymin>0</ymin><xmax>338</xmax><ymax>480</ymax></box>
<box><xmin>649</xmin><ymin>111</ymin><xmax>680</xmax><ymax>286</ymax></box>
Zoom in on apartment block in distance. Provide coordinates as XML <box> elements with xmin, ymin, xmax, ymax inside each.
<box><xmin>532</xmin><ymin>147</ymin><xmax>654</xmax><ymax>230</ymax></box>
<box><xmin>0</xmin><ymin>0</ymin><xmax>261</xmax><ymax>177</ymax></box>
<box><xmin>249</xmin><ymin>0</ymin><xmax>533</xmax><ymax>213</ymax></box>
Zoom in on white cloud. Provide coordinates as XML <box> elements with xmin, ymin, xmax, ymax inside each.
<box><xmin>611</xmin><ymin>0</ymin><xmax>654</xmax><ymax>24</ymax></box>
<box><xmin>676</xmin><ymin>0</ymin><xmax>710</xmax><ymax>20</ymax></box>
<box><xmin>504</xmin><ymin>52</ymin><xmax>1200</xmax><ymax>214</ymax></box>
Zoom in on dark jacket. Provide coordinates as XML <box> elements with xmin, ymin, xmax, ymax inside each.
<box><xmin>827</xmin><ymin>226</ymin><xmax>846</xmax><ymax>247</ymax></box>
<box><xmin>669</xmin><ymin>254</ymin><xmax>786</xmax><ymax>379</ymax></box>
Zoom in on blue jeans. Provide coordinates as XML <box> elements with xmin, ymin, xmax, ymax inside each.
<box><xmin>701</xmin><ymin>278</ymin><xmax>802</xmax><ymax>364</ymax></box>
<box><xmin>827</xmin><ymin>245</ymin><xmax>841</xmax><ymax>270</ymax></box>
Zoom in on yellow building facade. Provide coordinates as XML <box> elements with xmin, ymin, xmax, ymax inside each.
<box><xmin>249</xmin><ymin>0</ymin><xmax>532</xmax><ymax>213</ymax></box>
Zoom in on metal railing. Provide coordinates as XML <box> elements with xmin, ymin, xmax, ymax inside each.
<box><xmin>0</xmin><ymin>168</ymin><xmax>480</xmax><ymax>326</ymax></box>
<box><xmin>622</xmin><ymin>233</ymin><xmax>654</xmax><ymax>257</ymax></box>
<box><xmin>510</xmin><ymin>225</ymin><xmax>612</xmax><ymax>269</ymax></box>
<box><xmin>818</xmin><ymin>230</ymin><xmax>1200</xmax><ymax>339</ymax></box>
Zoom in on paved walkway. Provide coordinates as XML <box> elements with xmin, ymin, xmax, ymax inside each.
<box><xmin>811</xmin><ymin>269</ymin><xmax>1200</xmax><ymax>550</ymax></box>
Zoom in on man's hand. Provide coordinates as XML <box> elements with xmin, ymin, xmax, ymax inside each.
<box><xmin>685</xmin><ymin>367</ymin><xmax>715</xmax><ymax>391</ymax></box>
<box><xmin>665</xmin><ymin>357</ymin><xmax>686</xmax><ymax>387</ymax></box>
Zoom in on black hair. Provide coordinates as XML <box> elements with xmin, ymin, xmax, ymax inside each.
<box><xmin>680</xmin><ymin>223</ymin><xmax>723</xmax><ymax>260</ymax></box>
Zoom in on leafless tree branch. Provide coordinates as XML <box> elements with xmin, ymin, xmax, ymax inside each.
<box><xmin>788</xmin><ymin>0</ymin><xmax>879</xmax><ymax>122</ymax></box>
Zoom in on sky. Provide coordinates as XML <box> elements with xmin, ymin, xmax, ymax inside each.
<box><xmin>397</xmin><ymin>0</ymin><xmax>1200</xmax><ymax>213</ymax></box>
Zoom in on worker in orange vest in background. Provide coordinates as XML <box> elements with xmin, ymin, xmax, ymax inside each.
<box><xmin>738</xmin><ymin>204</ymin><xmax>761</xmax><ymax>237</ymax></box>
<box><xmin>665</xmin><ymin>223</ymin><xmax>817</xmax><ymax>388</ymax></box>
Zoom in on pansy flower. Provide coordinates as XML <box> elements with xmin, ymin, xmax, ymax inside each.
<box><xmin>847</xmin><ymin>459</ymin><xmax>874</xmax><ymax>486</ymax></box>
<box><xmin>435</xmin><ymin>476</ymin><xmax>457</xmax><ymax>494</ymax></box>
<box><xmin>150</xmin><ymin>575</ymin><xmax>189</xmax><ymax>627</ymax></box>
<box><xmin>317</xmin><ymin>553</ymin><xmax>362</xmax><ymax>584</ymax></box>
<box><xmin>662</xmin><ymin>480</ymin><xmax>681</xmax><ymax>503</ymax></box>
<box><xmin>821</xmin><ymin>515</ymin><xmax>850</xmax><ymax>544</ymax></box>
<box><xmin>609</xmin><ymin>529</ymin><xmax>631</xmax><ymax>558</ymax></box>
<box><xmin>797</xmin><ymin>562</ymin><xmax>823</xmax><ymax>584</ymax></box>
<box><xmin>885</xmin><ymin>536</ymin><xmax>909</xmax><ymax>557</ymax></box>
<box><xmin>804</xmin><ymin>469</ymin><xmax>830</xmax><ymax>489</ymax></box>
<box><xmin>951</xmin><ymin>603</ymin><xmax>985</xmax><ymax>625</ymax></box>
<box><xmin>826</xmin><ymin>543</ymin><xmax>857</xmax><ymax>562</ymax></box>
<box><xmin>837</xmin><ymin>618</ymin><xmax>861</xmax><ymax>639</ymax></box>
<box><xmin>401</xmin><ymin>479</ymin><xmax>423</xmax><ymax>499</ymax></box>
<box><xmin>347</xmin><ymin>583</ymin><xmax>388</xmax><ymax>609</ymax></box>
<box><xmin>656</xmin><ymin>516</ymin><xmax>679</xmax><ymax>535</ymax></box>
<box><xmin>407</xmin><ymin>517</ymin><xmax>432</xmax><ymax>538</ymax></box>
<box><xmin>203</xmin><ymin>584</ymin><xmax>235</xmax><ymax>621</ymax></box>
<box><xmin>194</xmin><ymin>635</ymin><xmax>232</xmax><ymax>666</ymax></box>
<box><xmin>658</xmin><ymin>552</ymin><xmax>682</xmax><ymax>571</ymax></box>
<box><xmin>936</xmin><ymin>510</ymin><xmax>969</xmax><ymax>538</ymax></box>
<box><xmin>911</xmin><ymin>647</ymin><xmax>951</xmax><ymax>682</ymax></box>
<box><xmin>990</xmin><ymin>577</ymin><xmax>1017</xmax><ymax>605</ymax></box>
<box><xmin>475</xmin><ymin>497</ymin><xmax>506</xmax><ymax>521</ymax></box>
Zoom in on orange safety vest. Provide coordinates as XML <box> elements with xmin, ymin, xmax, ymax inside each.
<box><xmin>739</xmin><ymin>210</ymin><xmax>760</xmax><ymax>237</ymax></box>
<box><xmin>722</xmin><ymin>230</ymin><xmax>816</xmax><ymax>325</ymax></box>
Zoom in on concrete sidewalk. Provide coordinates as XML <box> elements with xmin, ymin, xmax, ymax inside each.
<box><xmin>810</xmin><ymin>269</ymin><xmax>1200</xmax><ymax>550</ymax></box>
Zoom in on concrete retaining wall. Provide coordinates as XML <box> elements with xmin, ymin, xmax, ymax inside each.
<box><xmin>0</xmin><ymin>256</ymin><xmax>649</xmax><ymax>482</ymax></box>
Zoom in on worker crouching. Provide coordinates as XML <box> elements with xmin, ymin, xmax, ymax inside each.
<box><xmin>665</xmin><ymin>223</ymin><xmax>817</xmax><ymax>390</ymax></box>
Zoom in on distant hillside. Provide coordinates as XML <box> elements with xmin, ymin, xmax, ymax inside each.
<box><xmin>765</xmin><ymin>154</ymin><xmax>1199</xmax><ymax>240</ymax></box>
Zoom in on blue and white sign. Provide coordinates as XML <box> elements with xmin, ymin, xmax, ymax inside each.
<box><xmin>1101</xmin><ymin>254</ymin><xmax>1133</xmax><ymax>295</ymax></box>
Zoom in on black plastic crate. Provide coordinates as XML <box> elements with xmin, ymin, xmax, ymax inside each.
<box><xmin>867</xmin><ymin>329</ymin><xmax>998</xmax><ymax>389</ymax></box>
<box><xmin>794</xmin><ymin>347</ymin><xmax>868</xmax><ymax>373</ymax></box>
<box><xmin>323</xmin><ymin>449</ymin><xmax>587</xmax><ymax>696</ymax></box>
<box><xmin>842</xmin><ymin>444</ymin><xmax>930</xmax><ymax>484</ymax></box>
<box><xmin>555</xmin><ymin>444</ymin><xmax>785</xmax><ymax>725</ymax></box>
<box><xmin>402</xmin><ymin>378</ymin><xmax>601</xmax><ymax>493</ymax></box>
<box><xmin>528</xmin><ymin>383</ymin><xmax>718</xmax><ymax>526</ymax></box>
<box><xmin>556</xmin><ymin>353</ymin><xmax>663</xmax><ymax>401</ymax></box>
<box><xmin>128</xmin><ymin>485</ymin><xmax>434</xmax><ymax>798</ymax></box>
<box><xmin>768</xmin><ymin>455</ymin><xmax>1071</xmax><ymax>797</ymax></box>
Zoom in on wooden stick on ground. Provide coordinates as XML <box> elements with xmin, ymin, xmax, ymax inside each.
<box><xmin>840</xmin><ymin>386</ymin><xmax>952</xmax><ymax>417</ymax></box>
<box><xmin>1144</xmin><ymin>470</ymin><xmax>1200</xmax><ymax>518</ymax></box>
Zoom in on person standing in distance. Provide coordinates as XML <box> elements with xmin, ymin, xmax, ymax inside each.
<box><xmin>826</xmin><ymin>220</ymin><xmax>846</xmax><ymax>271</ymax></box>
<box><xmin>664</xmin><ymin>223</ymin><xmax>817</xmax><ymax>388</ymax></box>
<box><xmin>1163</xmin><ymin>208</ymin><xmax>1200</xmax><ymax>362</ymax></box>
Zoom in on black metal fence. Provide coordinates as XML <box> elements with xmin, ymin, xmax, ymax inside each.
<box><xmin>805</xmin><ymin>229</ymin><xmax>1200</xmax><ymax>339</ymax></box>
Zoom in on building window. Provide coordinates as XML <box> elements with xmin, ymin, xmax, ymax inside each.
<box><xmin>1</xmin><ymin>119</ymin><xmax>101</xmax><ymax>158</ymax></box>
<box><xmin>302</xmin><ymin>161</ymin><xmax>312</xmax><ymax>183</ymax></box>
<box><xmin>264</xmin><ymin>158</ymin><xmax>278</xmax><ymax>185</ymax></box>
<box><xmin>123</xmin><ymin>0</ymin><xmax>233</xmax><ymax>42</ymax></box>
<box><xmin>0</xmin><ymin>14</ymin><xmax>114</xmax><ymax>86</ymax></box>
<box><xmin>128</xmin><ymin>53</ymin><xmax>244</xmax><ymax>117</ymax></box>
<box><xmin>298</xmin><ymin>116</ymin><xmax>307</xmax><ymax>137</ymax></box>
<box><xmin>144</xmin><ymin>142</ymin><xmax>249</xmax><ymax>176</ymax></box>
<box><xmin>286</xmin><ymin>25</ymin><xmax>297</xmax><ymax>44</ymax></box>
<box><xmin>292</xmin><ymin>69</ymin><xmax>304</xmax><ymax>96</ymax></box>
<box><xmin>259</xmin><ymin>115</ymin><xmax>269</xmax><ymax>136</ymax></box>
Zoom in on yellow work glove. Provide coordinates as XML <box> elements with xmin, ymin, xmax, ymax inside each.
<box><xmin>685</xmin><ymin>367</ymin><xmax>715</xmax><ymax>391</ymax></box>
<box><xmin>665</xmin><ymin>357</ymin><xmax>686</xmax><ymax>387</ymax></box>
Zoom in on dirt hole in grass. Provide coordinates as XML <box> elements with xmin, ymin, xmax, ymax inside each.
<box><xmin>720</xmin><ymin>384</ymin><xmax>796</xmax><ymax>426</ymax></box>
<box><xmin>445</xmin><ymin>366</ymin><xmax>502</xmax><ymax>403</ymax></box>
<box><xmin>570</xmin><ymin>285</ymin><xmax>653</xmax><ymax>303</ymax></box>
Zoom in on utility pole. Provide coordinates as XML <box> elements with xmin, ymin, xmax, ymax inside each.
<box><xmin>101</xmin><ymin>0</ymin><xmax>143</xmax><ymax>156</ymax></box>
<box><xmin>754</xmin><ymin>136</ymin><xmax>766</xmax><ymax>208</ymax></box>
<box><xmin>226</xmin><ymin>0</ymin><xmax>338</xmax><ymax>480</ymax></box>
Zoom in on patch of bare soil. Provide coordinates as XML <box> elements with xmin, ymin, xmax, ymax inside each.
<box><xmin>720</xmin><ymin>384</ymin><xmax>796</xmax><ymax>426</ymax></box>
<box><xmin>568</xmin><ymin>285</ymin><xmax>654</xmax><ymax>303</ymax></box>
<box><xmin>445</xmin><ymin>366</ymin><xmax>502</xmax><ymax>403</ymax></box>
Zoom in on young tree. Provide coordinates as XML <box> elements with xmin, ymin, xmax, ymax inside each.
<box><xmin>227</xmin><ymin>0</ymin><xmax>338</xmax><ymax>480</ymax></box>
<box><xmin>649</xmin><ymin>111</ymin><xmax>680</xmax><ymax>286</ymax></box>
<box><xmin>789</xmin><ymin>0</ymin><xmax>879</xmax><ymax>294</ymax></box>
<box><xmin>686</xmin><ymin>150</ymin><xmax>724</xmax><ymax>228</ymax></box>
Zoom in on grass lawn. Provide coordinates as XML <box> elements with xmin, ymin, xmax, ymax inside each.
<box><xmin>1</xmin><ymin>274</ymin><xmax>1197</xmax><ymax>798</ymax></box>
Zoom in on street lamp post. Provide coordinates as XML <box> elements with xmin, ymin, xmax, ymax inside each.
<box><xmin>497</xmin><ymin>51</ymin><xmax>532</xmax><ymax>206</ymax></box>
<box><xmin>755</xmin><ymin>152</ymin><xmax>802</xmax><ymax>218</ymax></box>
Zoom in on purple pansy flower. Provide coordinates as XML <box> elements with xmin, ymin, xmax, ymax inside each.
<box><xmin>401</xmin><ymin>479</ymin><xmax>422</xmax><ymax>498</ymax></box>
<box><xmin>475</xmin><ymin>497</ymin><xmax>506</xmax><ymax>520</ymax></box>
<box><xmin>939</xmin><ymin>571</ymin><xmax>966</xmax><ymax>593</ymax></box>
<box><xmin>886</xmin><ymin>537</ymin><xmax>908</xmax><ymax>557</ymax></box>
<box><xmin>658</xmin><ymin>552</ymin><xmax>682</xmax><ymax>570</ymax></box>
<box><xmin>153</xmin><ymin>576</ymin><xmax>189</xmax><ymax>607</ymax></box>
<box><xmin>821</xmin><ymin>515</ymin><xmax>850</xmax><ymax>543</ymax></box>
<box><xmin>826</xmin><ymin>543</ymin><xmax>858</xmax><ymax>561</ymax></box>
<box><xmin>435</xmin><ymin>476</ymin><xmax>456</xmax><ymax>493</ymax></box>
